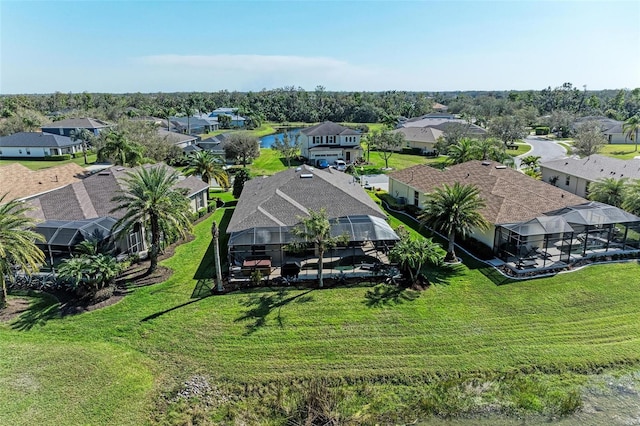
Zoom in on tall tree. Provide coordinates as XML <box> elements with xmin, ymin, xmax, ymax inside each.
<box><xmin>588</xmin><ymin>177</ymin><xmax>628</xmax><ymax>207</ymax></box>
<box><xmin>98</xmin><ymin>130</ymin><xmax>143</xmax><ymax>166</ymax></box>
<box><xmin>224</xmin><ymin>132</ymin><xmax>260</xmax><ymax>167</ymax></box>
<box><xmin>287</xmin><ymin>208</ymin><xmax>348</xmax><ymax>288</ymax></box>
<box><xmin>622</xmin><ymin>115</ymin><xmax>640</xmax><ymax>152</ymax></box>
<box><xmin>622</xmin><ymin>179</ymin><xmax>640</xmax><ymax>215</ymax></box>
<box><xmin>489</xmin><ymin>115</ymin><xmax>528</xmax><ymax>145</ymax></box>
<box><xmin>185</xmin><ymin>150</ymin><xmax>229</xmax><ymax>188</ymax></box>
<box><xmin>573</xmin><ymin>120</ymin><xmax>606</xmax><ymax>157</ymax></box>
<box><xmin>447</xmin><ymin>138</ymin><xmax>477</xmax><ymax>165</ymax></box>
<box><xmin>419</xmin><ymin>183</ymin><xmax>489</xmax><ymax>262</ymax></box>
<box><xmin>369</xmin><ymin>130</ymin><xmax>404</xmax><ymax>169</ymax></box>
<box><xmin>473</xmin><ymin>137</ymin><xmax>505</xmax><ymax>161</ymax></box>
<box><xmin>271</xmin><ymin>130</ymin><xmax>302</xmax><ymax>167</ymax></box>
<box><xmin>0</xmin><ymin>194</ymin><xmax>45</xmax><ymax>308</ymax></box>
<box><xmin>232</xmin><ymin>168</ymin><xmax>251</xmax><ymax>199</ymax></box>
<box><xmin>69</xmin><ymin>127</ymin><xmax>93</xmax><ymax>165</ymax></box>
<box><xmin>111</xmin><ymin>166</ymin><xmax>193</xmax><ymax>274</ymax></box>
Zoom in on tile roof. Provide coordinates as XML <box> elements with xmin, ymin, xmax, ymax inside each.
<box><xmin>392</xmin><ymin>127</ymin><xmax>444</xmax><ymax>143</ymax></box>
<box><xmin>26</xmin><ymin>164</ymin><xmax>208</xmax><ymax>221</ymax></box>
<box><xmin>301</xmin><ymin>121</ymin><xmax>360</xmax><ymax>136</ymax></box>
<box><xmin>227</xmin><ymin>165</ymin><xmax>386</xmax><ymax>232</ymax></box>
<box><xmin>41</xmin><ymin>117</ymin><xmax>111</xmax><ymax>130</ymax></box>
<box><xmin>540</xmin><ymin>155</ymin><xmax>640</xmax><ymax>181</ymax></box>
<box><xmin>0</xmin><ymin>132</ymin><xmax>78</xmax><ymax>148</ymax></box>
<box><xmin>0</xmin><ymin>163</ymin><xmax>88</xmax><ymax>202</ymax></box>
<box><xmin>388</xmin><ymin>161</ymin><xmax>587</xmax><ymax>225</ymax></box>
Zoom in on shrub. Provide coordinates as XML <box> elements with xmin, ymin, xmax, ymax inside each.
<box><xmin>44</xmin><ymin>154</ymin><xmax>72</xmax><ymax>161</ymax></box>
<box><xmin>535</xmin><ymin>126</ymin><xmax>550</xmax><ymax>135</ymax></box>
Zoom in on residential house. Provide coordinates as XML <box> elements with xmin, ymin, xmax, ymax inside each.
<box><xmin>574</xmin><ymin>116</ymin><xmax>628</xmax><ymax>144</ymax></box>
<box><xmin>0</xmin><ymin>132</ymin><xmax>84</xmax><ymax>158</ymax></box>
<box><xmin>41</xmin><ymin>117</ymin><xmax>111</xmax><ymax>137</ymax></box>
<box><xmin>26</xmin><ymin>164</ymin><xmax>209</xmax><ymax>265</ymax></box>
<box><xmin>209</xmin><ymin>108</ymin><xmax>246</xmax><ymax>127</ymax></box>
<box><xmin>227</xmin><ymin>164</ymin><xmax>399</xmax><ymax>269</ymax></box>
<box><xmin>170</xmin><ymin>115</ymin><xmax>219</xmax><ymax>134</ymax></box>
<box><xmin>540</xmin><ymin>155</ymin><xmax>640</xmax><ymax>198</ymax></box>
<box><xmin>157</xmin><ymin>129</ymin><xmax>201</xmax><ymax>154</ymax></box>
<box><xmin>198</xmin><ymin>134</ymin><xmax>229</xmax><ymax>159</ymax></box>
<box><xmin>388</xmin><ymin>161</ymin><xmax>640</xmax><ymax>271</ymax></box>
<box><xmin>402</xmin><ymin>113</ymin><xmax>487</xmax><ymax>136</ymax></box>
<box><xmin>432</xmin><ymin>102</ymin><xmax>448</xmax><ymax>112</ymax></box>
<box><xmin>299</xmin><ymin>121</ymin><xmax>363</xmax><ymax>165</ymax></box>
<box><xmin>0</xmin><ymin>163</ymin><xmax>88</xmax><ymax>202</ymax></box>
<box><xmin>390</xmin><ymin>127</ymin><xmax>444</xmax><ymax>154</ymax></box>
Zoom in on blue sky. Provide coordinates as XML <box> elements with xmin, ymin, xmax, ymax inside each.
<box><xmin>1</xmin><ymin>0</ymin><xmax>639</xmax><ymax>94</ymax></box>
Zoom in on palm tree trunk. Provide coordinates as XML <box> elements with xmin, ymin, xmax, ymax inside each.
<box><xmin>148</xmin><ymin>215</ymin><xmax>160</xmax><ymax>274</ymax></box>
<box><xmin>446</xmin><ymin>230</ymin><xmax>456</xmax><ymax>262</ymax></box>
<box><xmin>83</xmin><ymin>141</ymin><xmax>88</xmax><ymax>165</ymax></box>
<box><xmin>1</xmin><ymin>275</ymin><xmax>7</xmax><ymax>309</ymax></box>
<box><xmin>317</xmin><ymin>247</ymin><xmax>324</xmax><ymax>288</ymax></box>
<box><xmin>635</xmin><ymin>129</ymin><xmax>638</xmax><ymax>152</ymax></box>
<box><xmin>212</xmin><ymin>222</ymin><xmax>223</xmax><ymax>292</ymax></box>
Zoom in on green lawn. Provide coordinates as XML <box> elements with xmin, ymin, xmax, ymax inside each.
<box><xmin>2</xmin><ymin>205</ymin><xmax>640</xmax><ymax>423</ymax></box>
<box><xmin>0</xmin><ymin>153</ymin><xmax>99</xmax><ymax>171</ymax></box>
<box><xmin>599</xmin><ymin>144</ymin><xmax>640</xmax><ymax>160</ymax></box>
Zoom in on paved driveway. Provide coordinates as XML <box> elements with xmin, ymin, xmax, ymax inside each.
<box><xmin>516</xmin><ymin>136</ymin><xmax>568</xmax><ymax>169</ymax></box>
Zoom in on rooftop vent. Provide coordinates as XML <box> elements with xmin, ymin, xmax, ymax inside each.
<box><xmin>300</xmin><ymin>173</ymin><xmax>313</xmax><ymax>179</ymax></box>
<box><xmin>481</xmin><ymin>161</ymin><xmax>491</xmax><ymax>166</ymax></box>
<box><xmin>295</xmin><ymin>167</ymin><xmax>302</xmax><ymax>172</ymax></box>
<box><xmin>98</xmin><ymin>172</ymin><xmax>110</xmax><ymax>176</ymax></box>
<box><xmin>116</xmin><ymin>167</ymin><xmax>125</xmax><ymax>171</ymax></box>
<box><xmin>495</xmin><ymin>165</ymin><xmax>507</xmax><ymax>169</ymax></box>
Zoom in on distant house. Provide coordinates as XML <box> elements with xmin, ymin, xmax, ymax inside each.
<box><xmin>0</xmin><ymin>163</ymin><xmax>88</xmax><ymax>202</ymax></box>
<box><xmin>26</xmin><ymin>164</ymin><xmax>209</xmax><ymax>264</ymax></box>
<box><xmin>432</xmin><ymin>102</ymin><xmax>448</xmax><ymax>112</ymax></box>
<box><xmin>227</xmin><ymin>164</ymin><xmax>399</xmax><ymax>269</ymax></box>
<box><xmin>41</xmin><ymin>117</ymin><xmax>111</xmax><ymax>137</ymax></box>
<box><xmin>198</xmin><ymin>134</ymin><xmax>229</xmax><ymax>159</ymax></box>
<box><xmin>573</xmin><ymin>116</ymin><xmax>628</xmax><ymax>144</ymax></box>
<box><xmin>540</xmin><ymin>155</ymin><xmax>640</xmax><ymax>198</ymax></box>
<box><xmin>170</xmin><ymin>115</ymin><xmax>219</xmax><ymax>134</ymax></box>
<box><xmin>402</xmin><ymin>114</ymin><xmax>487</xmax><ymax>137</ymax></box>
<box><xmin>0</xmin><ymin>132</ymin><xmax>84</xmax><ymax>158</ymax></box>
<box><xmin>390</xmin><ymin>127</ymin><xmax>443</xmax><ymax>154</ymax></box>
<box><xmin>299</xmin><ymin>121</ymin><xmax>363</xmax><ymax>165</ymax></box>
<box><xmin>208</xmin><ymin>107</ymin><xmax>246</xmax><ymax>128</ymax></box>
<box><xmin>388</xmin><ymin>161</ymin><xmax>640</xmax><ymax>272</ymax></box>
<box><xmin>157</xmin><ymin>129</ymin><xmax>201</xmax><ymax>154</ymax></box>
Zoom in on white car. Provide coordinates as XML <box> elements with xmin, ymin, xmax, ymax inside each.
<box><xmin>332</xmin><ymin>160</ymin><xmax>347</xmax><ymax>171</ymax></box>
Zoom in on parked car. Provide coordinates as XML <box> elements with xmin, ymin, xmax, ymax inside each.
<box><xmin>332</xmin><ymin>160</ymin><xmax>347</xmax><ymax>171</ymax></box>
<box><xmin>316</xmin><ymin>159</ymin><xmax>330</xmax><ymax>169</ymax></box>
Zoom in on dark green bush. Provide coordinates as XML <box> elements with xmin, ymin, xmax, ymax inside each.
<box><xmin>44</xmin><ymin>154</ymin><xmax>72</xmax><ymax>161</ymax></box>
<box><xmin>535</xmin><ymin>126</ymin><xmax>550</xmax><ymax>135</ymax></box>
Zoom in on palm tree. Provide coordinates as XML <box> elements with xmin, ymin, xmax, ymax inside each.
<box><xmin>473</xmin><ymin>137</ymin><xmax>503</xmax><ymax>161</ymax></box>
<box><xmin>389</xmin><ymin>236</ymin><xmax>442</xmax><ymax>283</ymax></box>
<box><xmin>69</xmin><ymin>127</ymin><xmax>93</xmax><ymax>165</ymax></box>
<box><xmin>447</xmin><ymin>138</ymin><xmax>477</xmax><ymax>165</ymax></box>
<box><xmin>111</xmin><ymin>166</ymin><xmax>193</xmax><ymax>274</ymax></box>
<box><xmin>419</xmin><ymin>183</ymin><xmax>489</xmax><ymax>262</ymax></box>
<box><xmin>185</xmin><ymin>151</ymin><xmax>229</xmax><ymax>188</ymax></box>
<box><xmin>99</xmin><ymin>131</ymin><xmax>143</xmax><ymax>166</ymax></box>
<box><xmin>57</xmin><ymin>253</ymin><xmax>123</xmax><ymax>297</ymax></box>
<box><xmin>587</xmin><ymin>177</ymin><xmax>628</xmax><ymax>207</ymax></box>
<box><xmin>287</xmin><ymin>208</ymin><xmax>349</xmax><ymax>288</ymax></box>
<box><xmin>0</xmin><ymin>194</ymin><xmax>45</xmax><ymax>308</ymax></box>
<box><xmin>623</xmin><ymin>115</ymin><xmax>640</xmax><ymax>152</ymax></box>
<box><xmin>622</xmin><ymin>179</ymin><xmax>640</xmax><ymax>215</ymax></box>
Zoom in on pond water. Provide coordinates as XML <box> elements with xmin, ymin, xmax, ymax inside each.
<box><xmin>259</xmin><ymin>128</ymin><xmax>303</xmax><ymax>148</ymax></box>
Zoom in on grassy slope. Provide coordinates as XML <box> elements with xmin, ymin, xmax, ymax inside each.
<box><xmin>2</xmin><ymin>208</ymin><xmax>640</xmax><ymax>424</ymax></box>
<box><xmin>599</xmin><ymin>144</ymin><xmax>640</xmax><ymax>160</ymax></box>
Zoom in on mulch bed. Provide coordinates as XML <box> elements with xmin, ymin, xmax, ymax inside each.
<box><xmin>0</xmin><ymin>298</ymin><xmax>32</xmax><ymax>322</ymax></box>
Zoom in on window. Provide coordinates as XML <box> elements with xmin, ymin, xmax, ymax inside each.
<box><xmin>19</xmin><ymin>149</ymin><xmax>22</xmax><ymax>154</ymax></box>
<box><xmin>26</xmin><ymin>148</ymin><xmax>31</xmax><ymax>155</ymax></box>
<box><xmin>565</xmin><ymin>175</ymin><xmax>570</xmax><ymax>186</ymax></box>
<box><xmin>414</xmin><ymin>190</ymin><xmax>419</xmax><ymax>206</ymax></box>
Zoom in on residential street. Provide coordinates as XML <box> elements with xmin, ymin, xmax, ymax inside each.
<box><xmin>516</xmin><ymin>135</ymin><xmax>568</xmax><ymax>169</ymax></box>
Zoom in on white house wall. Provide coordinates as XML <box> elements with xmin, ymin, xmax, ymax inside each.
<box><xmin>540</xmin><ymin>167</ymin><xmax>591</xmax><ymax>198</ymax></box>
<box><xmin>0</xmin><ymin>144</ymin><xmax>83</xmax><ymax>158</ymax></box>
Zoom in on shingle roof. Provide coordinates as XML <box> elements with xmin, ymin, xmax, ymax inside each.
<box><xmin>0</xmin><ymin>132</ymin><xmax>78</xmax><ymax>148</ymax></box>
<box><xmin>402</xmin><ymin>118</ymin><xmax>487</xmax><ymax>134</ymax></box>
<box><xmin>227</xmin><ymin>165</ymin><xmax>386</xmax><ymax>232</ymax></box>
<box><xmin>388</xmin><ymin>161</ymin><xmax>587</xmax><ymax>225</ymax></box>
<box><xmin>0</xmin><ymin>163</ymin><xmax>88</xmax><ymax>202</ymax></box>
<box><xmin>26</xmin><ymin>164</ymin><xmax>208</xmax><ymax>221</ymax></box>
<box><xmin>157</xmin><ymin>129</ymin><xmax>198</xmax><ymax>144</ymax></box>
<box><xmin>301</xmin><ymin>121</ymin><xmax>360</xmax><ymax>136</ymax></box>
<box><xmin>41</xmin><ymin>117</ymin><xmax>111</xmax><ymax>130</ymax></box>
<box><xmin>574</xmin><ymin>116</ymin><xmax>622</xmax><ymax>133</ymax></box>
<box><xmin>391</xmin><ymin>127</ymin><xmax>444</xmax><ymax>143</ymax></box>
<box><xmin>540</xmin><ymin>155</ymin><xmax>640</xmax><ymax>181</ymax></box>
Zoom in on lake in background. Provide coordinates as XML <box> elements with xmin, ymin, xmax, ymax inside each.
<box><xmin>259</xmin><ymin>128</ymin><xmax>303</xmax><ymax>148</ymax></box>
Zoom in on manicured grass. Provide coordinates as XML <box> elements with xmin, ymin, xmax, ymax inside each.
<box><xmin>248</xmin><ymin>148</ymin><xmax>302</xmax><ymax>176</ymax></box>
<box><xmin>197</xmin><ymin>123</ymin><xmax>277</xmax><ymax>140</ymax></box>
<box><xmin>599</xmin><ymin>144</ymin><xmax>640</xmax><ymax>160</ymax></box>
<box><xmin>1</xmin><ymin>209</ymin><xmax>640</xmax><ymax>423</ymax></box>
<box><xmin>362</xmin><ymin>150</ymin><xmax>432</xmax><ymax>173</ymax></box>
<box><xmin>511</xmin><ymin>142</ymin><xmax>532</xmax><ymax>156</ymax></box>
<box><xmin>0</xmin><ymin>153</ymin><xmax>99</xmax><ymax>171</ymax></box>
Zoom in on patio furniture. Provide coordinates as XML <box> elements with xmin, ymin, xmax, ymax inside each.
<box><xmin>516</xmin><ymin>259</ymin><xmax>537</xmax><ymax>269</ymax></box>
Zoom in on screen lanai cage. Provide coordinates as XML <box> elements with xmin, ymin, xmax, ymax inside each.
<box><xmin>35</xmin><ymin>217</ymin><xmax>119</xmax><ymax>266</ymax></box>
<box><xmin>494</xmin><ymin>202</ymin><xmax>640</xmax><ymax>268</ymax></box>
<box><xmin>228</xmin><ymin>215</ymin><xmax>400</xmax><ymax>267</ymax></box>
